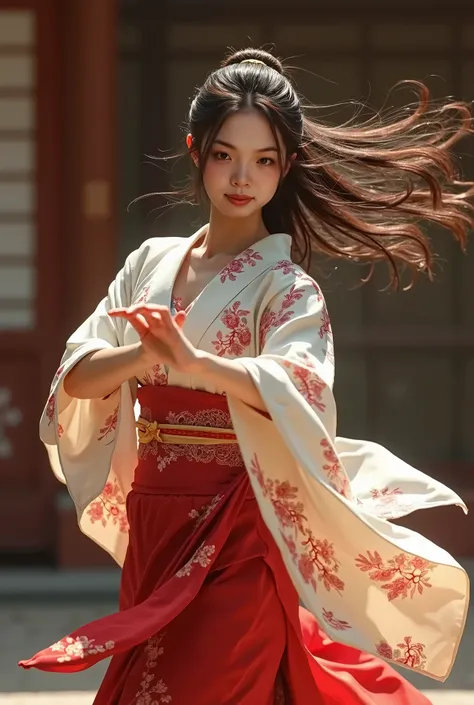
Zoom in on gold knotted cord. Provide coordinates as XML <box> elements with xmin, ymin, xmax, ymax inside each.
<box><xmin>137</xmin><ymin>417</ymin><xmax>238</xmax><ymax>446</ymax></box>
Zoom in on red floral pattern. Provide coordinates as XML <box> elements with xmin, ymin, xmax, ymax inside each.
<box><xmin>250</xmin><ymin>454</ymin><xmax>345</xmax><ymax>594</ymax></box>
<box><xmin>212</xmin><ymin>301</ymin><xmax>252</xmax><ymax>357</ymax></box>
<box><xmin>376</xmin><ymin>636</ymin><xmax>427</xmax><ymax>670</ymax></box>
<box><xmin>86</xmin><ymin>477</ymin><xmax>129</xmax><ymax>533</ymax></box>
<box><xmin>135</xmin><ymin>284</ymin><xmax>150</xmax><ymax>304</ymax></box>
<box><xmin>320</xmin><ymin>439</ymin><xmax>350</xmax><ymax>498</ymax></box>
<box><xmin>259</xmin><ymin>284</ymin><xmax>304</xmax><ymax>349</ymax></box>
<box><xmin>321</xmin><ymin>608</ymin><xmax>351</xmax><ymax>631</ymax></box>
<box><xmin>355</xmin><ymin>550</ymin><xmax>435</xmax><ymax>601</ymax></box>
<box><xmin>142</xmin><ymin>364</ymin><xmax>168</xmax><ymax>387</ymax></box>
<box><xmin>97</xmin><ymin>405</ymin><xmax>119</xmax><ymax>443</ymax></box>
<box><xmin>45</xmin><ymin>393</ymin><xmax>64</xmax><ymax>438</ymax></box>
<box><xmin>283</xmin><ymin>361</ymin><xmax>327</xmax><ymax>413</ymax></box>
<box><xmin>219</xmin><ymin>249</ymin><xmax>263</xmax><ymax>282</ymax></box>
<box><xmin>319</xmin><ymin>305</ymin><xmax>332</xmax><ymax>339</ymax></box>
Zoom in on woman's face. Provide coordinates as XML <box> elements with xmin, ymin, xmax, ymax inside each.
<box><xmin>199</xmin><ymin>108</ymin><xmax>287</xmax><ymax>220</ymax></box>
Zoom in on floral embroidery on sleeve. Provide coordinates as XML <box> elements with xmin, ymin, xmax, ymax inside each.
<box><xmin>86</xmin><ymin>478</ymin><xmax>129</xmax><ymax>533</ymax></box>
<box><xmin>250</xmin><ymin>454</ymin><xmax>345</xmax><ymax>594</ymax></box>
<box><xmin>355</xmin><ymin>551</ymin><xmax>435</xmax><ymax>600</ymax></box>
<box><xmin>321</xmin><ymin>608</ymin><xmax>352</xmax><ymax>631</ymax></box>
<box><xmin>220</xmin><ymin>248</ymin><xmax>263</xmax><ymax>282</ymax></box>
<box><xmin>376</xmin><ymin>636</ymin><xmax>427</xmax><ymax>670</ymax></box>
<box><xmin>50</xmin><ymin>635</ymin><xmax>115</xmax><ymax>663</ymax></box>
<box><xmin>97</xmin><ymin>405</ymin><xmax>119</xmax><ymax>443</ymax></box>
<box><xmin>282</xmin><ymin>360</ymin><xmax>327</xmax><ymax>413</ymax></box>
<box><xmin>45</xmin><ymin>393</ymin><xmax>64</xmax><ymax>438</ymax></box>
<box><xmin>320</xmin><ymin>439</ymin><xmax>350</xmax><ymax>498</ymax></box>
<box><xmin>212</xmin><ymin>301</ymin><xmax>252</xmax><ymax>356</ymax></box>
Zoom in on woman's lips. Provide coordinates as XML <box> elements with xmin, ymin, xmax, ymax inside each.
<box><xmin>225</xmin><ymin>194</ymin><xmax>254</xmax><ymax>207</ymax></box>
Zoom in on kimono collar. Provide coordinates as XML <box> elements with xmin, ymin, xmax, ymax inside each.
<box><xmin>158</xmin><ymin>226</ymin><xmax>292</xmax><ymax>346</ymax></box>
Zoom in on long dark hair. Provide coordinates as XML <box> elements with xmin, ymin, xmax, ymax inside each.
<box><xmin>164</xmin><ymin>47</ymin><xmax>474</xmax><ymax>287</ymax></box>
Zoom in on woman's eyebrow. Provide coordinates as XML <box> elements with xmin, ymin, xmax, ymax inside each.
<box><xmin>214</xmin><ymin>139</ymin><xmax>278</xmax><ymax>153</ymax></box>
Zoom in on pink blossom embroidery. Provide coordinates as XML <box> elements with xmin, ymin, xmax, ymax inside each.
<box><xmin>50</xmin><ymin>635</ymin><xmax>115</xmax><ymax>663</ymax></box>
<box><xmin>259</xmin><ymin>284</ymin><xmax>304</xmax><ymax>348</ymax></box>
<box><xmin>45</xmin><ymin>393</ymin><xmax>64</xmax><ymax>438</ymax></box>
<box><xmin>283</xmin><ymin>361</ymin><xmax>327</xmax><ymax>413</ymax></box>
<box><xmin>250</xmin><ymin>454</ymin><xmax>345</xmax><ymax>594</ymax></box>
<box><xmin>135</xmin><ymin>633</ymin><xmax>172</xmax><ymax>704</ymax></box>
<box><xmin>189</xmin><ymin>493</ymin><xmax>224</xmax><ymax>527</ymax></box>
<box><xmin>322</xmin><ymin>608</ymin><xmax>351</xmax><ymax>631</ymax></box>
<box><xmin>320</xmin><ymin>438</ymin><xmax>350</xmax><ymax>498</ymax></box>
<box><xmin>319</xmin><ymin>305</ymin><xmax>332</xmax><ymax>339</ymax></box>
<box><xmin>97</xmin><ymin>405</ymin><xmax>119</xmax><ymax>443</ymax></box>
<box><xmin>212</xmin><ymin>301</ymin><xmax>252</xmax><ymax>357</ymax></box>
<box><xmin>220</xmin><ymin>249</ymin><xmax>263</xmax><ymax>282</ymax></box>
<box><xmin>355</xmin><ymin>551</ymin><xmax>435</xmax><ymax>601</ymax></box>
<box><xmin>142</xmin><ymin>364</ymin><xmax>168</xmax><ymax>387</ymax></box>
<box><xmin>86</xmin><ymin>478</ymin><xmax>129</xmax><ymax>533</ymax></box>
<box><xmin>135</xmin><ymin>285</ymin><xmax>150</xmax><ymax>304</ymax></box>
<box><xmin>176</xmin><ymin>542</ymin><xmax>216</xmax><ymax>578</ymax></box>
<box><xmin>272</xmin><ymin>260</ymin><xmax>299</xmax><ymax>276</ymax></box>
<box><xmin>376</xmin><ymin>636</ymin><xmax>427</xmax><ymax>670</ymax></box>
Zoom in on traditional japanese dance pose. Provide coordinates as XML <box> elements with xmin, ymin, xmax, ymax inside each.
<box><xmin>20</xmin><ymin>48</ymin><xmax>473</xmax><ymax>704</ymax></box>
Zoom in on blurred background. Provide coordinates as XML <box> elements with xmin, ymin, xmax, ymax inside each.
<box><xmin>0</xmin><ymin>0</ymin><xmax>473</xmax><ymax>702</ymax></box>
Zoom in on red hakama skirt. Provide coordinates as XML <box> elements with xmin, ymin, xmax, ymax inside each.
<box><xmin>20</xmin><ymin>386</ymin><xmax>431</xmax><ymax>704</ymax></box>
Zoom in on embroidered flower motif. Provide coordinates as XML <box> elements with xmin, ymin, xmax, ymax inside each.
<box><xmin>189</xmin><ymin>494</ymin><xmax>224</xmax><ymax>527</ymax></box>
<box><xmin>362</xmin><ymin>487</ymin><xmax>416</xmax><ymax>518</ymax></box>
<box><xmin>220</xmin><ymin>249</ymin><xmax>263</xmax><ymax>282</ymax></box>
<box><xmin>283</xmin><ymin>361</ymin><xmax>327</xmax><ymax>413</ymax></box>
<box><xmin>50</xmin><ymin>635</ymin><xmax>115</xmax><ymax>663</ymax></box>
<box><xmin>142</xmin><ymin>364</ymin><xmax>168</xmax><ymax>387</ymax></box>
<box><xmin>319</xmin><ymin>305</ymin><xmax>332</xmax><ymax>339</ymax></box>
<box><xmin>272</xmin><ymin>260</ymin><xmax>299</xmax><ymax>276</ymax></box>
<box><xmin>376</xmin><ymin>636</ymin><xmax>427</xmax><ymax>670</ymax></box>
<box><xmin>355</xmin><ymin>551</ymin><xmax>435</xmax><ymax>601</ymax></box>
<box><xmin>321</xmin><ymin>608</ymin><xmax>352</xmax><ymax>631</ymax></box>
<box><xmin>212</xmin><ymin>301</ymin><xmax>252</xmax><ymax>357</ymax></box>
<box><xmin>86</xmin><ymin>477</ymin><xmax>129</xmax><ymax>533</ymax></box>
<box><xmin>135</xmin><ymin>633</ymin><xmax>172</xmax><ymax>704</ymax></box>
<box><xmin>320</xmin><ymin>438</ymin><xmax>350</xmax><ymax>498</ymax></box>
<box><xmin>45</xmin><ymin>393</ymin><xmax>64</xmax><ymax>438</ymax></box>
<box><xmin>176</xmin><ymin>542</ymin><xmax>216</xmax><ymax>578</ymax></box>
<box><xmin>97</xmin><ymin>405</ymin><xmax>119</xmax><ymax>443</ymax></box>
<box><xmin>250</xmin><ymin>454</ymin><xmax>345</xmax><ymax>594</ymax></box>
<box><xmin>135</xmin><ymin>284</ymin><xmax>150</xmax><ymax>304</ymax></box>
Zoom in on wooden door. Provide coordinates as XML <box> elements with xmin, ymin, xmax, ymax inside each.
<box><xmin>0</xmin><ymin>0</ymin><xmax>61</xmax><ymax>555</ymax></box>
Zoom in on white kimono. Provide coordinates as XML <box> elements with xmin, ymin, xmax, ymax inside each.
<box><xmin>41</xmin><ymin>227</ymin><xmax>469</xmax><ymax>682</ymax></box>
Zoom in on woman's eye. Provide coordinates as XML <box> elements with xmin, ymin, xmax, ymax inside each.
<box><xmin>214</xmin><ymin>151</ymin><xmax>230</xmax><ymax>160</ymax></box>
<box><xmin>258</xmin><ymin>157</ymin><xmax>274</xmax><ymax>166</ymax></box>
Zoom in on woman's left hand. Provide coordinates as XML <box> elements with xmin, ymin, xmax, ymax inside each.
<box><xmin>108</xmin><ymin>304</ymin><xmax>201</xmax><ymax>374</ymax></box>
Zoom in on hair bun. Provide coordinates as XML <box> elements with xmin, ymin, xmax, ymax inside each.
<box><xmin>221</xmin><ymin>48</ymin><xmax>284</xmax><ymax>75</ymax></box>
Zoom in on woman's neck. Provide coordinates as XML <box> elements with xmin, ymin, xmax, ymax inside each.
<box><xmin>200</xmin><ymin>209</ymin><xmax>269</xmax><ymax>258</ymax></box>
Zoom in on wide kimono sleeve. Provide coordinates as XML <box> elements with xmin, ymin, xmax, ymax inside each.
<box><xmin>40</xmin><ymin>242</ymin><xmax>156</xmax><ymax>562</ymax></box>
<box><xmin>226</xmin><ymin>275</ymin><xmax>469</xmax><ymax>682</ymax></box>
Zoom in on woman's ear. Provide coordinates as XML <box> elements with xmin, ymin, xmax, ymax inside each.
<box><xmin>186</xmin><ymin>133</ymin><xmax>199</xmax><ymax>167</ymax></box>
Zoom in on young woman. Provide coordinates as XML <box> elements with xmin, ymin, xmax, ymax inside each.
<box><xmin>20</xmin><ymin>48</ymin><xmax>473</xmax><ymax>704</ymax></box>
